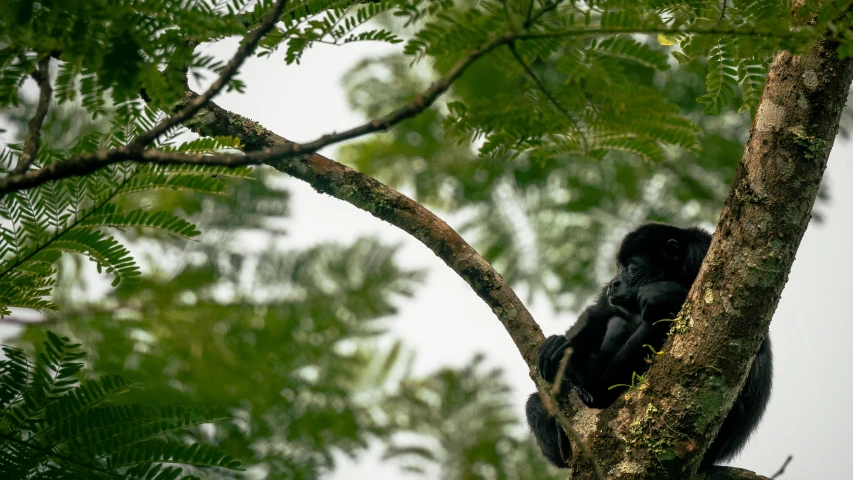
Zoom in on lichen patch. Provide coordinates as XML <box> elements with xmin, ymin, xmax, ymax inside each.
<box><xmin>802</xmin><ymin>69</ymin><xmax>819</xmax><ymax>90</ymax></box>
<box><xmin>575</xmin><ymin>406</ymin><xmax>600</xmax><ymax>439</ymax></box>
<box><xmin>670</xmin><ymin>335</ymin><xmax>690</xmax><ymax>359</ymax></box>
<box><xmin>755</xmin><ymin>102</ymin><xmax>785</xmax><ymax>132</ymax></box>
<box><xmin>612</xmin><ymin>460</ymin><xmax>644</xmax><ymax>475</ymax></box>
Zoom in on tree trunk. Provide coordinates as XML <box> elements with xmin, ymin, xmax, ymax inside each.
<box><xmin>563</xmin><ymin>34</ymin><xmax>853</xmax><ymax>480</ymax></box>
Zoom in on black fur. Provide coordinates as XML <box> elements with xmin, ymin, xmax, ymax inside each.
<box><xmin>526</xmin><ymin>223</ymin><xmax>773</xmax><ymax>468</ymax></box>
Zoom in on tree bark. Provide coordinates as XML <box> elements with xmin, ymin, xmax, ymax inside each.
<box><xmin>182</xmin><ymin>92</ymin><xmax>547</xmax><ymax>371</ymax></box>
<box><xmin>561</xmin><ymin>35</ymin><xmax>853</xmax><ymax>480</ymax></box>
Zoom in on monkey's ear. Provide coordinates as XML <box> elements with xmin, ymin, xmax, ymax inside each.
<box><xmin>665</xmin><ymin>239</ymin><xmax>681</xmax><ymax>260</ymax></box>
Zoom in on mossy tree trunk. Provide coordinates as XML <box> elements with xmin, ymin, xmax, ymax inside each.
<box><xmin>561</xmin><ymin>34</ymin><xmax>853</xmax><ymax>480</ymax></box>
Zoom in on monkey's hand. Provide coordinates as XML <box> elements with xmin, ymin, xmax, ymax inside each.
<box><xmin>637</xmin><ymin>282</ymin><xmax>689</xmax><ymax>323</ymax></box>
<box><xmin>537</xmin><ymin>335</ymin><xmax>572</xmax><ymax>383</ymax></box>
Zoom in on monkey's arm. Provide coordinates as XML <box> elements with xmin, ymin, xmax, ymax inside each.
<box><xmin>538</xmin><ymin>290</ymin><xmax>619</xmax><ymax>384</ymax></box>
<box><xmin>529</xmin><ymin>290</ymin><xmax>629</xmax><ymax>465</ymax></box>
<box><xmin>585</xmin><ymin>319</ymin><xmax>669</xmax><ymax>408</ymax></box>
<box><xmin>636</xmin><ymin>281</ymin><xmax>689</xmax><ymax>322</ymax></box>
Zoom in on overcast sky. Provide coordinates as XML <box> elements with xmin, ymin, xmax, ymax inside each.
<box><xmin>3</xmin><ymin>36</ymin><xmax>851</xmax><ymax>479</ymax></box>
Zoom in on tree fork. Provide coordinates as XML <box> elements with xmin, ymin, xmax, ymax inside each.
<box><xmin>566</xmin><ymin>33</ymin><xmax>853</xmax><ymax>480</ymax></box>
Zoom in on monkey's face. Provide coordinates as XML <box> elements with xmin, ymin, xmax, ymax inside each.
<box><xmin>608</xmin><ymin>238</ymin><xmax>683</xmax><ymax>312</ymax></box>
<box><xmin>609</xmin><ymin>256</ymin><xmax>653</xmax><ymax>310</ymax></box>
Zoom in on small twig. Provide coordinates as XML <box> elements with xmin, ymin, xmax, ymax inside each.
<box><xmin>508</xmin><ymin>42</ymin><xmax>589</xmax><ymax>154</ymax></box>
<box><xmin>538</xmin><ymin>347</ymin><xmax>607</xmax><ymax>480</ymax></box>
<box><xmin>770</xmin><ymin>455</ymin><xmax>793</xmax><ymax>479</ymax></box>
<box><xmin>0</xmin><ymin>31</ymin><xmax>518</xmax><ymax>196</ymax></box>
<box><xmin>13</xmin><ymin>56</ymin><xmax>53</xmax><ymax>175</ymax></box>
<box><xmin>524</xmin><ymin>0</ymin><xmax>564</xmax><ymax>28</ymax></box>
<box><xmin>524</xmin><ymin>0</ymin><xmax>536</xmax><ymax>26</ymax></box>
<box><xmin>129</xmin><ymin>0</ymin><xmax>288</xmax><ymax>149</ymax></box>
<box><xmin>549</xmin><ymin>347</ymin><xmax>571</xmax><ymax>398</ymax></box>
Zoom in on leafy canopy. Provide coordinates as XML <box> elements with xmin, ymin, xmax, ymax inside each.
<box><xmin>1</xmin><ymin>0</ymin><xmax>850</xmax><ymax>310</ymax></box>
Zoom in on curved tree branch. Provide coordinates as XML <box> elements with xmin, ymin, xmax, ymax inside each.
<box><xmin>130</xmin><ymin>0</ymin><xmax>289</xmax><ymax>149</ymax></box>
<box><xmin>181</xmin><ymin>91</ymin><xmax>547</xmax><ymax>368</ymax></box>
<box><xmin>0</xmin><ymin>31</ymin><xmax>515</xmax><ymax>197</ymax></box>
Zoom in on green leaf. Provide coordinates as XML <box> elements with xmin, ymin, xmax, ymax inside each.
<box><xmin>34</xmin><ymin>229</ymin><xmax>140</xmax><ymax>286</ymax></box>
<box><xmin>697</xmin><ymin>39</ymin><xmax>739</xmax><ymax>115</ymax></box>
<box><xmin>593</xmin><ymin>37</ymin><xmax>672</xmax><ymax>70</ymax></box>
<box><xmin>80</xmin><ymin>207</ymin><xmax>201</xmax><ymax>239</ymax></box>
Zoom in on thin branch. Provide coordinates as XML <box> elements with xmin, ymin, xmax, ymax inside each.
<box><xmin>524</xmin><ymin>0</ymin><xmax>564</xmax><ymax>28</ymax></box>
<box><xmin>770</xmin><ymin>455</ymin><xmax>793</xmax><ymax>479</ymax></box>
<box><xmin>518</xmin><ymin>24</ymin><xmax>822</xmax><ymax>42</ymax></box>
<box><xmin>13</xmin><ymin>56</ymin><xmax>53</xmax><ymax>175</ymax></box>
<box><xmin>508</xmin><ymin>41</ymin><xmax>589</xmax><ymax>153</ymax></box>
<box><xmin>549</xmin><ymin>347</ymin><xmax>571</xmax><ymax>397</ymax></box>
<box><xmin>538</xmin><ymin>348</ymin><xmax>607</xmax><ymax>480</ymax></box>
<box><xmin>3</xmin><ymin>7</ymin><xmax>841</xmax><ymax>195</ymax></box>
<box><xmin>0</xmin><ymin>31</ymin><xmax>517</xmax><ymax>196</ymax></box>
<box><xmin>129</xmin><ymin>0</ymin><xmax>288</xmax><ymax>149</ymax></box>
<box><xmin>150</xmin><ymin>86</ymin><xmax>549</xmax><ymax>370</ymax></box>
<box><xmin>524</xmin><ymin>0</ymin><xmax>536</xmax><ymax>26</ymax></box>
<box><xmin>272</xmin><ymin>30</ymin><xmax>514</xmax><ymax>151</ymax></box>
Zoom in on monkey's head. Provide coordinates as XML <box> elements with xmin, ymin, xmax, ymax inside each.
<box><xmin>607</xmin><ymin>223</ymin><xmax>712</xmax><ymax>311</ymax></box>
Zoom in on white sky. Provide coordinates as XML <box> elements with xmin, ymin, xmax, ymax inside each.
<box><xmin>2</xmin><ymin>35</ymin><xmax>852</xmax><ymax>479</ymax></box>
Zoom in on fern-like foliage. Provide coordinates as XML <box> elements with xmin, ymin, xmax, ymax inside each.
<box><xmin>0</xmin><ymin>331</ymin><xmax>242</xmax><ymax>479</ymax></box>
<box><xmin>0</xmin><ymin>126</ymin><xmax>251</xmax><ymax>315</ymax></box>
<box><xmin>2</xmin><ymin>0</ymin><xmax>851</xmax><ymax>313</ymax></box>
<box><xmin>259</xmin><ymin>0</ymin><xmax>403</xmax><ymax>64</ymax></box>
<box><xmin>697</xmin><ymin>38</ymin><xmax>739</xmax><ymax>115</ymax></box>
<box><xmin>401</xmin><ymin>0</ymin><xmax>853</xmax><ymax>165</ymax></box>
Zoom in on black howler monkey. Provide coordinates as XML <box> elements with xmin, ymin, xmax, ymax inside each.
<box><xmin>526</xmin><ymin>223</ymin><xmax>773</xmax><ymax>468</ymax></box>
